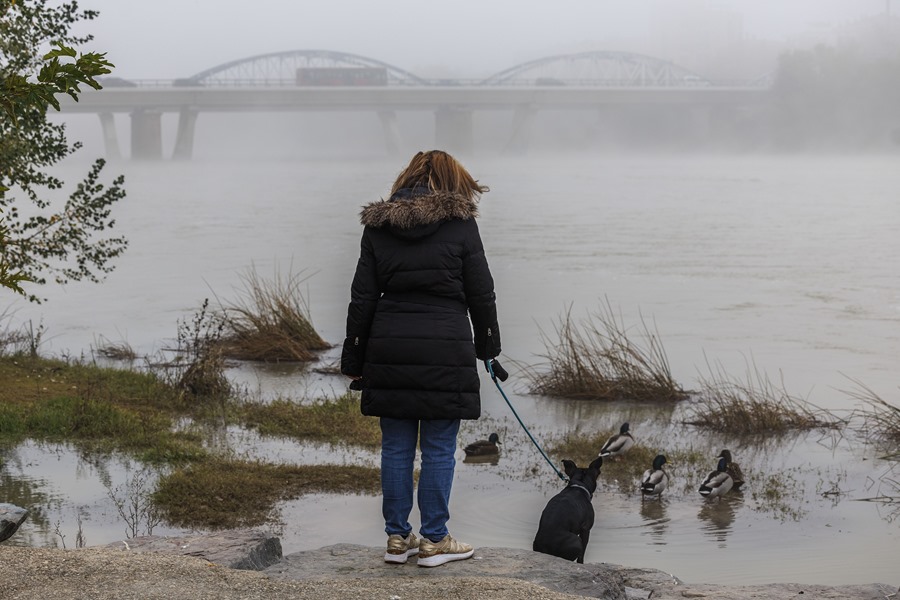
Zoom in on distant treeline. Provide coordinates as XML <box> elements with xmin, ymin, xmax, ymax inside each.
<box><xmin>770</xmin><ymin>45</ymin><xmax>900</xmax><ymax>150</ymax></box>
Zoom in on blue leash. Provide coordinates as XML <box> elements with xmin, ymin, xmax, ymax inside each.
<box><xmin>485</xmin><ymin>359</ymin><xmax>568</xmax><ymax>483</ymax></box>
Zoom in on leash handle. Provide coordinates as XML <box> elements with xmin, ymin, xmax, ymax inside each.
<box><xmin>485</xmin><ymin>359</ymin><xmax>568</xmax><ymax>483</ymax></box>
<box><xmin>488</xmin><ymin>358</ymin><xmax>508</xmax><ymax>382</ymax></box>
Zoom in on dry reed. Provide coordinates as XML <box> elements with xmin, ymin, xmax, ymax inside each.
<box><xmin>218</xmin><ymin>266</ymin><xmax>330</xmax><ymax>362</ymax></box>
<box><xmin>686</xmin><ymin>359</ymin><xmax>839</xmax><ymax>434</ymax></box>
<box><xmin>842</xmin><ymin>378</ymin><xmax>900</xmax><ymax>451</ymax></box>
<box><xmin>522</xmin><ymin>300</ymin><xmax>687</xmax><ymax>402</ymax></box>
<box><xmin>95</xmin><ymin>336</ymin><xmax>137</xmax><ymax>361</ymax></box>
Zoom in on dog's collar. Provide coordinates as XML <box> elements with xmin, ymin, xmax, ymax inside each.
<box><xmin>568</xmin><ymin>482</ymin><xmax>594</xmax><ymax>500</ymax></box>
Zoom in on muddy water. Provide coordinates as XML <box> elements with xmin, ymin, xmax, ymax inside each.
<box><xmin>3</xmin><ymin>152</ymin><xmax>899</xmax><ymax>586</ymax></box>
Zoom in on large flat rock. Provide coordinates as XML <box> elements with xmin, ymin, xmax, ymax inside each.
<box><xmin>266</xmin><ymin>544</ymin><xmax>628</xmax><ymax>599</ymax></box>
<box><xmin>102</xmin><ymin>528</ymin><xmax>282</xmax><ymax>570</ymax></box>
<box><xmin>264</xmin><ymin>543</ymin><xmax>897</xmax><ymax>600</ymax></box>
<box><xmin>87</xmin><ymin>530</ymin><xmax>897</xmax><ymax>600</ymax></box>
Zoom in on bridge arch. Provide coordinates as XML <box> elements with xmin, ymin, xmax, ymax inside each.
<box><xmin>481</xmin><ymin>51</ymin><xmax>711</xmax><ymax>87</ymax></box>
<box><xmin>183</xmin><ymin>49</ymin><xmax>429</xmax><ymax>86</ymax></box>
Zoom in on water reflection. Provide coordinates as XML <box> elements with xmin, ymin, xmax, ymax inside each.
<box><xmin>463</xmin><ymin>453</ymin><xmax>500</xmax><ymax>466</ymax></box>
<box><xmin>0</xmin><ymin>441</ymin><xmax>186</xmax><ymax>549</ymax></box>
<box><xmin>638</xmin><ymin>496</ymin><xmax>669</xmax><ymax>545</ymax></box>
<box><xmin>534</xmin><ymin>396</ymin><xmax>680</xmax><ymax>433</ymax></box>
<box><xmin>697</xmin><ymin>493</ymin><xmax>743</xmax><ymax>547</ymax></box>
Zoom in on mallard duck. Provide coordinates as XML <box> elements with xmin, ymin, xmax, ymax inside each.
<box><xmin>464</xmin><ymin>432</ymin><xmax>501</xmax><ymax>456</ymax></box>
<box><xmin>699</xmin><ymin>456</ymin><xmax>734</xmax><ymax>500</ymax></box>
<box><xmin>718</xmin><ymin>449</ymin><xmax>745</xmax><ymax>490</ymax></box>
<box><xmin>599</xmin><ymin>422</ymin><xmax>635</xmax><ymax>460</ymax></box>
<box><xmin>640</xmin><ymin>454</ymin><xmax>669</xmax><ymax>498</ymax></box>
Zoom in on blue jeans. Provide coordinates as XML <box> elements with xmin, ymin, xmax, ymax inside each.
<box><xmin>380</xmin><ymin>417</ymin><xmax>460</xmax><ymax>543</ymax></box>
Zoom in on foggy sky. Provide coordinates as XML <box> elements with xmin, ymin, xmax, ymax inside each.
<box><xmin>75</xmin><ymin>0</ymin><xmax>890</xmax><ymax>79</ymax></box>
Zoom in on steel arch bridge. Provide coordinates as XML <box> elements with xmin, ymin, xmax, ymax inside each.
<box><xmin>182</xmin><ymin>49</ymin><xmax>429</xmax><ymax>86</ymax></box>
<box><xmin>481</xmin><ymin>51</ymin><xmax>712</xmax><ymax>87</ymax></box>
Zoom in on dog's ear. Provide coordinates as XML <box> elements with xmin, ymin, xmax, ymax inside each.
<box><xmin>589</xmin><ymin>456</ymin><xmax>603</xmax><ymax>473</ymax></box>
<box><xmin>562</xmin><ymin>459</ymin><xmax>577</xmax><ymax>476</ymax></box>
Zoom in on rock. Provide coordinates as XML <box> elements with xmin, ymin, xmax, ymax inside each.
<box><xmin>102</xmin><ymin>528</ymin><xmax>282</xmax><ymax>570</ymax></box>
<box><xmin>266</xmin><ymin>544</ymin><xmax>627</xmax><ymax>599</ymax></box>
<box><xmin>83</xmin><ymin>531</ymin><xmax>896</xmax><ymax>600</ymax></box>
<box><xmin>265</xmin><ymin>543</ymin><xmax>896</xmax><ymax>600</ymax></box>
<box><xmin>0</xmin><ymin>503</ymin><xmax>29</xmax><ymax>543</ymax></box>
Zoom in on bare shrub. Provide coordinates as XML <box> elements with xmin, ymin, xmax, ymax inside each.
<box><xmin>218</xmin><ymin>265</ymin><xmax>330</xmax><ymax>362</ymax></box>
<box><xmin>0</xmin><ymin>317</ymin><xmax>45</xmax><ymax>358</ymax></box>
<box><xmin>685</xmin><ymin>358</ymin><xmax>839</xmax><ymax>434</ymax></box>
<box><xmin>0</xmin><ymin>308</ymin><xmax>25</xmax><ymax>356</ymax></box>
<box><xmin>174</xmin><ymin>299</ymin><xmax>230</xmax><ymax>400</ymax></box>
<box><xmin>522</xmin><ymin>300</ymin><xmax>687</xmax><ymax>402</ymax></box>
<box><xmin>106</xmin><ymin>467</ymin><xmax>163</xmax><ymax>538</ymax></box>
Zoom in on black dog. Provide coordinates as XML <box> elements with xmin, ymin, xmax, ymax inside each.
<box><xmin>532</xmin><ymin>457</ymin><xmax>603</xmax><ymax>563</ymax></box>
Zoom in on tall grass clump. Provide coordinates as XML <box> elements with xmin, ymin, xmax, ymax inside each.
<box><xmin>685</xmin><ymin>359</ymin><xmax>839</xmax><ymax>434</ymax></box>
<box><xmin>523</xmin><ymin>301</ymin><xmax>687</xmax><ymax>402</ymax></box>
<box><xmin>94</xmin><ymin>335</ymin><xmax>137</xmax><ymax>361</ymax></box>
<box><xmin>218</xmin><ymin>266</ymin><xmax>330</xmax><ymax>362</ymax></box>
<box><xmin>843</xmin><ymin>379</ymin><xmax>900</xmax><ymax>453</ymax></box>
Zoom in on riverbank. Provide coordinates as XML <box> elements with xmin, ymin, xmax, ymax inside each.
<box><xmin>1</xmin><ymin>530</ymin><xmax>896</xmax><ymax>600</ymax></box>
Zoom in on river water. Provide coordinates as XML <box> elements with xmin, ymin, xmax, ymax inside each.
<box><xmin>2</xmin><ymin>149</ymin><xmax>899</xmax><ymax>587</ymax></box>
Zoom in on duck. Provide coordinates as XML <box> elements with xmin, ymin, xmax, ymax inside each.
<box><xmin>718</xmin><ymin>449</ymin><xmax>745</xmax><ymax>490</ymax></box>
<box><xmin>699</xmin><ymin>455</ymin><xmax>734</xmax><ymax>500</ymax></box>
<box><xmin>464</xmin><ymin>432</ymin><xmax>501</xmax><ymax>457</ymax></box>
<box><xmin>640</xmin><ymin>454</ymin><xmax>669</xmax><ymax>498</ymax></box>
<box><xmin>598</xmin><ymin>422</ymin><xmax>635</xmax><ymax>460</ymax></box>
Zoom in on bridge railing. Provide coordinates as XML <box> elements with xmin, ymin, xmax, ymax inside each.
<box><xmin>111</xmin><ymin>78</ymin><xmax>770</xmax><ymax>89</ymax></box>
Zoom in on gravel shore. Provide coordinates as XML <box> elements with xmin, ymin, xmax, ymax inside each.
<box><xmin>1</xmin><ymin>547</ymin><xmax>582</xmax><ymax>600</ymax></box>
<box><xmin>2</xmin><ymin>543</ymin><xmax>897</xmax><ymax>600</ymax></box>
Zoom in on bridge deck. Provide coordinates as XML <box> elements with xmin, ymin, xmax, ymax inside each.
<box><xmin>59</xmin><ymin>86</ymin><xmax>768</xmax><ymax>114</ymax></box>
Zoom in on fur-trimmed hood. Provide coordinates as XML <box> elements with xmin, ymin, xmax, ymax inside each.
<box><xmin>360</xmin><ymin>190</ymin><xmax>479</xmax><ymax>231</ymax></box>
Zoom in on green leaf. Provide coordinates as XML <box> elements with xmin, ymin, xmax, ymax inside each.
<box><xmin>43</xmin><ymin>43</ymin><xmax>78</xmax><ymax>60</ymax></box>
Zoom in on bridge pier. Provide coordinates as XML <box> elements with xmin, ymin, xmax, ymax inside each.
<box><xmin>173</xmin><ymin>108</ymin><xmax>199</xmax><ymax>160</ymax></box>
<box><xmin>97</xmin><ymin>112</ymin><xmax>122</xmax><ymax>160</ymax></box>
<box><xmin>504</xmin><ymin>105</ymin><xmax>536</xmax><ymax>155</ymax></box>
<box><xmin>377</xmin><ymin>110</ymin><xmax>402</xmax><ymax>155</ymax></box>
<box><xmin>435</xmin><ymin>107</ymin><xmax>473</xmax><ymax>155</ymax></box>
<box><xmin>130</xmin><ymin>109</ymin><xmax>163</xmax><ymax>160</ymax></box>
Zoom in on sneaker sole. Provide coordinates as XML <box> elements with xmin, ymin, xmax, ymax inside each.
<box><xmin>416</xmin><ymin>549</ymin><xmax>474</xmax><ymax>567</ymax></box>
<box><xmin>384</xmin><ymin>548</ymin><xmax>419</xmax><ymax>564</ymax></box>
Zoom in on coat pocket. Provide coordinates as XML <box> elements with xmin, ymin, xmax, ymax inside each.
<box><xmin>340</xmin><ymin>335</ymin><xmax>367</xmax><ymax>377</ymax></box>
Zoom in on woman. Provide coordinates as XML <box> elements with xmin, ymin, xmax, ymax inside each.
<box><xmin>341</xmin><ymin>150</ymin><xmax>501</xmax><ymax>568</ymax></box>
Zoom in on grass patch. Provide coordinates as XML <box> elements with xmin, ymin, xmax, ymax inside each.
<box><xmin>217</xmin><ymin>266</ymin><xmax>331</xmax><ymax>362</ymax></box>
<box><xmin>522</xmin><ymin>301</ymin><xmax>687</xmax><ymax>402</ymax></box>
<box><xmin>0</xmin><ymin>355</ymin><xmax>206</xmax><ymax>463</ymax></box>
<box><xmin>748</xmin><ymin>467</ymin><xmax>807</xmax><ymax>522</ymax></box>
<box><xmin>545</xmin><ymin>428</ymin><xmax>707</xmax><ymax>495</ymax></box>
<box><xmin>685</xmin><ymin>360</ymin><xmax>839</xmax><ymax>434</ymax></box>
<box><xmin>235</xmin><ymin>392</ymin><xmax>381</xmax><ymax>451</ymax></box>
<box><xmin>0</xmin><ymin>355</ymin><xmax>182</xmax><ymax>412</ymax></box>
<box><xmin>153</xmin><ymin>458</ymin><xmax>381</xmax><ymax>529</ymax></box>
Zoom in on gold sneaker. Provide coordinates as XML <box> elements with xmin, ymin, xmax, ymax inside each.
<box><xmin>416</xmin><ymin>534</ymin><xmax>474</xmax><ymax>567</ymax></box>
<box><xmin>384</xmin><ymin>533</ymin><xmax>420</xmax><ymax>564</ymax></box>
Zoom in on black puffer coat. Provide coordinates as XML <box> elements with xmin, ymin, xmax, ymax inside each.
<box><xmin>341</xmin><ymin>188</ymin><xmax>501</xmax><ymax>420</ymax></box>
